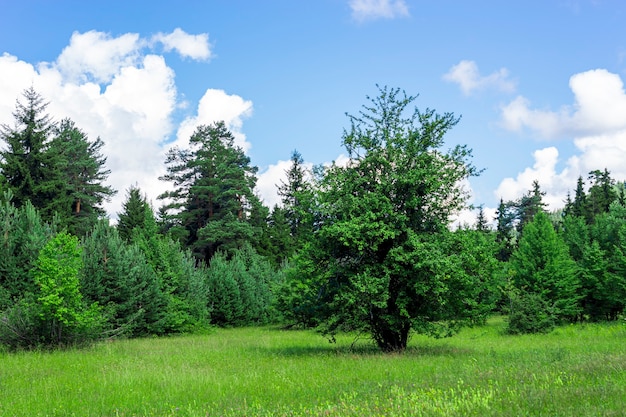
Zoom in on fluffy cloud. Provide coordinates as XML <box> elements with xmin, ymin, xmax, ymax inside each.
<box><xmin>349</xmin><ymin>0</ymin><xmax>409</xmax><ymax>21</ymax></box>
<box><xmin>256</xmin><ymin>160</ymin><xmax>293</xmax><ymax>209</ymax></box>
<box><xmin>173</xmin><ymin>89</ymin><xmax>253</xmax><ymax>152</ymax></box>
<box><xmin>495</xmin><ymin>70</ymin><xmax>626</xmax><ymax>210</ymax></box>
<box><xmin>0</xmin><ymin>30</ymin><xmax>248</xmax><ymax>219</ymax></box>
<box><xmin>152</xmin><ymin>28</ymin><xmax>212</xmax><ymax>61</ymax></box>
<box><xmin>443</xmin><ymin>60</ymin><xmax>516</xmax><ymax>96</ymax></box>
<box><xmin>501</xmin><ymin>69</ymin><xmax>626</xmax><ymax>139</ymax></box>
<box><xmin>55</xmin><ymin>31</ymin><xmax>143</xmax><ymax>84</ymax></box>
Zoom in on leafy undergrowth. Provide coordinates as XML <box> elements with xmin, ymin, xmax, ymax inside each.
<box><xmin>1</xmin><ymin>316</ymin><xmax>625</xmax><ymax>416</ymax></box>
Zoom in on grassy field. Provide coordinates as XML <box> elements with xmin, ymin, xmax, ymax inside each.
<box><xmin>1</xmin><ymin>316</ymin><xmax>625</xmax><ymax>416</ymax></box>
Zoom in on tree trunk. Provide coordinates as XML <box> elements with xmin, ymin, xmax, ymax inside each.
<box><xmin>373</xmin><ymin>321</ymin><xmax>410</xmax><ymax>352</ymax></box>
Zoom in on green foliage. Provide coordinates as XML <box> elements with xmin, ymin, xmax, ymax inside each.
<box><xmin>288</xmin><ymin>86</ymin><xmax>484</xmax><ymax>351</ymax></box>
<box><xmin>206</xmin><ymin>245</ymin><xmax>280</xmax><ymax>327</ymax></box>
<box><xmin>0</xmin><ymin>192</ymin><xmax>56</xmax><ymax>307</ymax></box>
<box><xmin>45</xmin><ymin>119</ymin><xmax>116</xmax><ymax>236</ymax></box>
<box><xmin>0</xmin><ymin>232</ymin><xmax>102</xmax><ymax>349</ymax></box>
<box><xmin>159</xmin><ymin>121</ymin><xmax>263</xmax><ymax>263</ymax></box>
<box><xmin>131</xmin><ymin>205</ymin><xmax>210</xmax><ymax>333</ymax></box>
<box><xmin>506</xmin><ymin>290</ymin><xmax>556</xmax><ymax>334</ymax></box>
<box><xmin>509</xmin><ymin>212</ymin><xmax>581</xmax><ymax>331</ymax></box>
<box><xmin>32</xmin><ymin>232</ymin><xmax>102</xmax><ymax>346</ymax></box>
<box><xmin>81</xmin><ymin>221</ymin><xmax>166</xmax><ymax>337</ymax></box>
<box><xmin>0</xmin><ymin>90</ymin><xmax>114</xmax><ymax>234</ymax></box>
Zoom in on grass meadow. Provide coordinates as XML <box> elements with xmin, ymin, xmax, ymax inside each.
<box><xmin>1</xmin><ymin>316</ymin><xmax>625</xmax><ymax>416</ymax></box>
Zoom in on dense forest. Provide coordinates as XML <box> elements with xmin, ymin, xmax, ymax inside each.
<box><xmin>1</xmin><ymin>86</ymin><xmax>625</xmax><ymax>352</ymax></box>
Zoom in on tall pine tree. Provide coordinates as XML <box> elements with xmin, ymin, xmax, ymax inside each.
<box><xmin>159</xmin><ymin>121</ymin><xmax>261</xmax><ymax>263</ymax></box>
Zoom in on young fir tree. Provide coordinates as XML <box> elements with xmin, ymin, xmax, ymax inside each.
<box><xmin>509</xmin><ymin>212</ymin><xmax>580</xmax><ymax>330</ymax></box>
<box><xmin>495</xmin><ymin>198</ymin><xmax>515</xmax><ymax>261</ymax></box>
<box><xmin>159</xmin><ymin>121</ymin><xmax>261</xmax><ymax>263</ymax></box>
<box><xmin>514</xmin><ymin>180</ymin><xmax>546</xmax><ymax>234</ymax></box>
<box><xmin>475</xmin><ymin>205</ymin><xmax>489</xmax><ymax>232</ymax></box>
<box><xmin>80</xmin><ymin>221</ymin><xmax>165</xmax><ymax>337</ymax></box>
<box><xmin>129</xmin><ymin>201</ymin><xmax>210</xmax><ymax>333</ymax></box>
<box><xmin>0</xmin><ymin>191</ymin><xmax>57</xmax><ymax>307</ymax></box>
<box><xmin>117</xmin><ymin>185</ymin><xmax>151</xmax><ymax>243</ymax></box>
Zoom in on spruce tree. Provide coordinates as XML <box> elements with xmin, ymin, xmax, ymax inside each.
<box><xmin>0</xmin><ymin>87</ymin><xmax>54</xmax><ymax>211</ymax></box>
<box><xmin>277</xmin><ymin>150</ymin><xmax>315</xmax><ymax>248</ymax></box>
<box><xmin>117</xmin><ymin>185</ymin><xmax>151</xmax><ymax>242</ymax></box>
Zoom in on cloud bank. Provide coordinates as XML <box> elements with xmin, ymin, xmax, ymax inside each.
<box><xmin>496</xmin><ymin>69</ymin><xmax>626</xmax><ymax>210</ymax></box>
<box><xmin>0</xmin><ymin>29</ymin><xmax>249</xmax><ymax>219</ymax></box>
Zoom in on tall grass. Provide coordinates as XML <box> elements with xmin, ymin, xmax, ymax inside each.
<box><xmin>1</xmin><ymin>317</ymin><xmax>625</xmax><ymax>416</ymax></box>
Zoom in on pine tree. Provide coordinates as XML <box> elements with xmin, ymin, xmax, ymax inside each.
<box><xmin>159</xmin><ymin>122</ymin><xmax>261</xmax><ymax>263</ymax></box>
<box><xmin>46</xmin><ymin>119</ymin><xmax>116</xmax><ymax>236</ymax></box>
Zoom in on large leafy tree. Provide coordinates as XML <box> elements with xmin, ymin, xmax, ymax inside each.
<box><xmin>159</xmin><ymin>122</ymin><xmax>261</xmax><ymax>263</ymax></box>
<box><xmin>290</xmin><ymin>86</ymin><xmax>484</xmax><ymax>351</ymax></box>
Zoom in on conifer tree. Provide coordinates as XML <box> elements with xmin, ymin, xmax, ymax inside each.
<box><xmin>0</xmin><ymin>87</ymin><xmax>54</xmax><ymax>211</ymax></box>
<box><xmin>509</xmin><ymin>212</ymin><xmax>580</xmax><ymax>327</ymax></box>
<box><xmin>586</xmin><ymin>169</ymin><xmax>616</xmax><ymax>220</ymax></box>
<box><xmin>117</xmin><ymin>185</ymin><xmax>151</xmax><ymax>242</ymax></box>
<box><xmin>47</xmin><ymin>119</ymin><xmax>115</xmax><ymax>236</ymax></box>
<box><xmin>159</xmin><ymin>121</ymin><xmax>261</xmax><ymax>263</ymax></box>
<box><xmin>277</xmin><ymin>150</ymin><xmax>315</xmax><ymax>248</ymax></box>
<box><xmin>495</xmin><ymin>198</ymin><xmax>515</xmax><ymax>261</ymax></box>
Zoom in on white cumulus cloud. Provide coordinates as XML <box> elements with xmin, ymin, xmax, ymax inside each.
<box><xmin>443</xmin><ymin>60</ymin><xmax>516</xmax><ymax>96</ymax></box>
<box><xmin>173</xmin><ymin>89</ymin><xmax>253</xmax><ymax>153</ymax></box>
<box><xmin>55</xmin><ymin>31</ymin><xmax>143</xmax><ymax>84</ymax></box>
<box><xmin>349</xmin><ymin>0</ymin><xmax>409</xmax><ymax>21</ymax></box>
<box><xmin>500</xmin><ymin>69</ymin><xmax>626</xmax><ymax>139</ymax></box>
<box><xmin>152</xmin><ymin>28</ymin><xmax>212</xmax><ymax>61</ymax></box>
<box><xmin>495</xmin><ymin>68</ymin><xmax>626</xmax><ymax>210</ymax></box>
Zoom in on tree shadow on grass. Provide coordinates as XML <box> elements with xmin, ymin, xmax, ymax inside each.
<box><xmin>255</xmin><ymin>340</ymin><xmax>475</xmax><ymax>358</ymax></box>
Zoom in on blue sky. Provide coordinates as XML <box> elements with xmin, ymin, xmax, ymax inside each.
<box><xmin>1</xmin><ymin>0</ymin><xmax>626</xmax><ymax>223</ymax></box>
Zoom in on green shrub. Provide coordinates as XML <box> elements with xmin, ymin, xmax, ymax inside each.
<box><xmin>506</xmin><ymin>291</ymin><xmax>555</xmax><ymax>334</ymax></box>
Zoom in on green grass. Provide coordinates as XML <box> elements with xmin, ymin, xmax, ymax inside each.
<box><xmin>1</xmin><ymin>317</ymin><xmax>625</xmax><ymax>416</ymax></box>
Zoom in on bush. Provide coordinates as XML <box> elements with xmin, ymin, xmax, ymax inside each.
<box><xmin>506</xmin><ymin>291</ymin><xmax>555</xmax><ymax>334</ymax></box>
